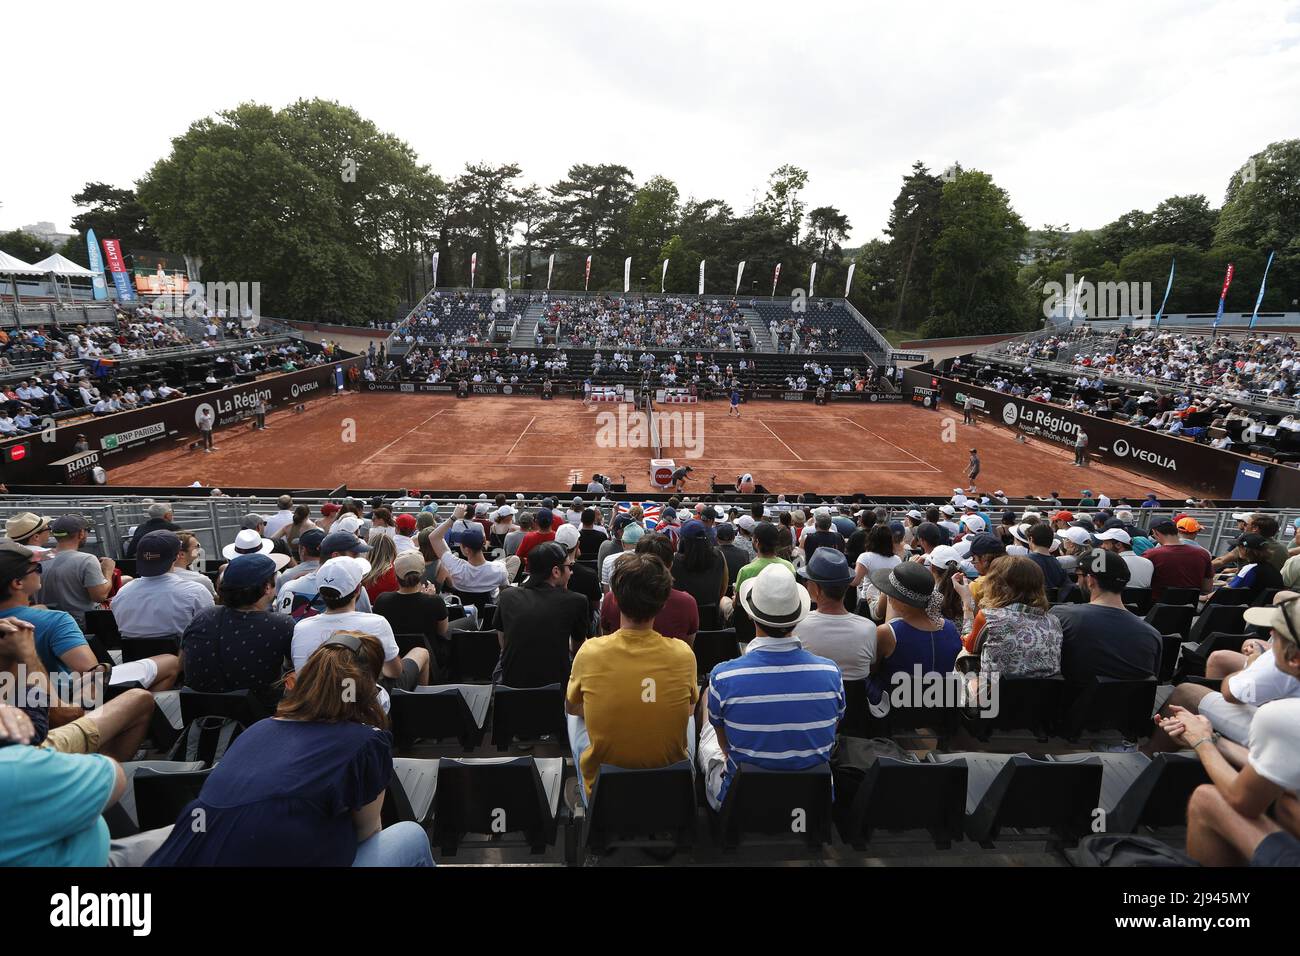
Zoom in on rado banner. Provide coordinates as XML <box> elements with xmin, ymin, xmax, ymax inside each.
<box><xmin>0</xmin><ymin>358</ymin><xmax>364</xmax><ymax>484</ymax></box>
<box><xmin>902</xmin><ymin>367</ymin><xmax>1272</xmax><ymax>499</ymax></box>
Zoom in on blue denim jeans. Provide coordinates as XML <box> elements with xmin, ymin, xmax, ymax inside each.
<box><xmin>567</xmin><ymin>713</ymin><xmax>696</xmax><ymax>807</ymax></box>
<box><xmin>352</xmin><ymin>821</ymin><xmax>435</xmax><ymax>867</ymax></box>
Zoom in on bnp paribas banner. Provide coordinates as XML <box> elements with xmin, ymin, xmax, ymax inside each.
<box><xmin>100</xmin><ymin>238</ymin><xmax>137</xmax><ymax>302</ymax></box>
<box><xmin>85</xmin><ymin>229</ymin><xmax>109</xmax><ymax>301</ymax></box>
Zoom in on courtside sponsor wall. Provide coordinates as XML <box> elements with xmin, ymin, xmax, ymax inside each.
<box><xmin>0</xmin><ymin>358</ymin><xmax>364</xmax><ymax>483</ymax></box>
<box><xmin>900</xmin><ymin>365</ymin><xmax>1281</xmax><ymax>500</ymax></box>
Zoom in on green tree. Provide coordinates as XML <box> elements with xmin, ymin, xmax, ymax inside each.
<box><xmin>1146</xmin><ymin>194</ymin><xmax>1217</xmax><ymax>249</ymax></box>
<box><xmin>882</xmin><ymin>161</ymin><xmax>943</xmax><ymax>328</ymax></box>
<box><xmin>0</xmin><ymin>230</ymin><xmax>53</xmax><ymax>263</ymax></box>
<box><xmin>69</xmin><ymin>183</ymin><xmax>159</xmax><ymax>249</ymax></box>
<box><xmin>625</xmin><ymin>175</ymin><xmax>680</xmax><ymax>276</ymax></box>
<box><xmin>137</xmin><ymin>99</ymin><xmax>443</xmax><ymax>324</ymax></box>
<box><xmin>1216</xmin><ymin>140</ymin><xmax>1300</xmax><ymax>256</ymax></box>
<box><xmin>755</xmin><ymin>164</ymin><xmax>809</xmax><ymax>246</ymax></box>
<box><xmin>923</xmin><ymin>169</ymin><xmax>1030</xmax><ymax>337</ymax></box>
<box><xmin>805</xmin><ymin>206</ymin><xmax>851</xmax><ymax>259</ymax></box>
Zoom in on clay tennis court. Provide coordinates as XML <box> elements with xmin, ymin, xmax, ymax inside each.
<box><xmin>107</xmin><ymin>391</ymin><xmax>1192</xmax><ymax>498</ymax></box>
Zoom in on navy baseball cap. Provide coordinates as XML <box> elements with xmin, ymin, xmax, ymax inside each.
<box><xmin>298</xmin><ymin>528</ymin><xmax>327</xmax><ymax>553</ymax></box>
<box><xmin>535</xmin><ymin>508</ymin><xmax>554</xmax><ymax>529</ymax></box>
<box><xmin>137</xmin><ymin>530</ymin><xmax>181</xmax><ymax>576</ymax></box>
<box><xmin>966</xmin><ymin>533</ymin><xmax>1006</xmax><ymax>557</ymax></box>
<box><xmin>716</xmin><ymin>522</ymin><xmax>737</xmax><ymax>541</ymax></box>
<box><xmin>680</xmin><ymin>519</ymin><xmax>709</xmax><ymax>540</ymax></box>
<box><xmin>222</xmin><ymin>553</ymin><xmax>279</xmax><ymax>589</ymax></box>
<box><xmin>455</xmin><ymin>526</ymin><xmax>486</xmax><ymax>549</ymax></box>
<box><xmin>320</xmin><ymin>530</ymin><xmax>370</xmax><ymax>555</ymax></box>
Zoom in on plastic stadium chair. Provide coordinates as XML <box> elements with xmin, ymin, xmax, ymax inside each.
<box><xmin>85</xmin><ymin>608</ymin><xmax>123</xmax><ymax>650</ymax></box>
<box><xmin>1158</xmin><ymin>634</ymin><xmax>1184</xmax><ymax>683</ymax></box>
<box><xmin>1158</xmin><ymin>587</ymin><xmax>1201</xmax><ymax>608</ymax></box>
<box><xmin>389</xmin><ymin>686</ymin><xmax>486</xmax><ymax>751</ymax></box>
<box><xmin>1085</xmin><ymin>751</ymin><xmax>1209</xmax><ymax>834</ymax></box>
<box><xmin>178</xmin><ymin>688</ymin><xmax>270</xmax><ymax>727</ymax></box>
<box><xmin>934</xmin><ymin>752</ymin><xmax>1102</xmax><ymax>846</ymax></box>
<box><xmin>835</xmin><ymin>755</ymin><xmax>968</xmax><ymax>850</ymax></box>
<box><xmin>449</xmin><ymin>629</ymin><xmax>500</xmax><ymax>683</ymax></box>
<box><xmin>431</xmin><ymin>756</ymin><xmax>563</xmax><ymax>855</ymax></box>
<box><xmin>1174</xmin><ymin>631</ymin><xmax>1256</xmax><ymax>683</ymax></box>
<box><xmin>837</xmin><ymin>679</ymin><xmax>890</xmax><ymax>738</ymax></box>
<box><xmin>133</xmin><ymin>767</ymin><xmax>213</xmax><ymax>831</ymax></box>
<box><xmin>1186</xmin><ymin>604</ymin><xmax>1246</xmax><ymax>648</ymax></box>
<box><xmin>1145</xmin><ymin>603</ymin><xmax>1194</xmax><ymax>642</ymax></box>
<box><xmin>712</xmin><ymin>763</ymin><xmax>833</xmax><ymax>851</ymax></box>
<box><xmin>1122</xmin><ymin>587</ymin><xmax>1153</xmax><ymax>616</ymax></box>
<box><xmin>491</xmin><ymin>684</ymin><xmax>566</xmax><ymax>751</ymax></box>
<box><xmin>116</xmin><ymin>760</ymin><xmax>206</xmax><ymax>832</ymax></box>
<box><xmin>1059</xmin><ymin>677</ymin><xmax>1158</xmax><ymax>742</ymax></box>
<box><xmin>120</xmin><ymin>635</ymin><xmax>180</xmax><ymax>662</ymax></box>
<box><xmin>571</xmin><ymin>760</ymin><xmax>697</xmax><ymax>861</ymax></box>
<box><xmin>693</xmin><ymin>628</ymin><xmax>741</xmax><ymax>679</ymax></box>
<box><xmin>1203</xmin><ymin>587</ymin><xmax>1250</xmax><ymax>608</ymax></box>
<box><xmin>961</xmin><ymin>676</ymin><xmax>1064</xmax><ymax>742</ymax></box>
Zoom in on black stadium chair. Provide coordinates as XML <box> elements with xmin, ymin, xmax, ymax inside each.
<box><xmin>935</xmin><ymin>752</ymin><xmax>1102</xmax><ymax>846</ymax></box>
<box><xmin>1122</xmin><ymin>587</ymin><xmax>1153</xmax><ymax>616</ymax></box>
<box><xmin>1175</xmin><ymin>631</ymin><xmax>1256</xmax><ymax>683</ymax></box>
<box><xmin>962</xmin><ymin>676</ymin><xmax>1064</xmax><ymax>742</ymax></box>
<box><xmin>390</xmin><ymin>686</ymin><xmax>486</xmax><ymax>751</ymax></box>
<box><xmin>1145</xmin><ymin>603</ymin><xmax>1194</xmax><ymax>642</ymax></box>
<box><xmin>430</xmin><ymin>756</ymin><xmax>563</xmax><ymax>855</ymax></box>
<box><xmin>835</xmin><ymin>755</ymin><xmax>968</xmax><ymax>850</ymax></box>
<box><xmin>1059</xmin><ymin>677</ymin><xmax>1157</xmax><ymax>742</ymax></box>
<box><xmin>570</xmin><ymin>760</ymin><xmax>697</xmax><ymax>861</ymax></box>
<box><xmin>1203</xmin><ymin>587</ymin><xmax>1250</xmax><ymax>608</ymax></box>
<box><xmin>449</xmin><ymin>629</ymin><xmax>500</xmax><ymax>683</ymax></box>
<box><xmin>837</xmin><ymin>679</ymin><xmax>890</xmax><ymax>738</ymax></box>
<box><xmin>178</xmin><ymin>688</ymin><xmax>269</xmax><ymax>727</ymax></box>
<box><xmin>85</xmin><ymin>608</ymin><xmax>124</xmax><ymax>650</ymax></box>
<box><xmin>1091</xmin><ymin>751</ymin><xmax>1209</xmax><ymax>834</ymax></box>
<box><xmin>120</xmin><ymin>635</ymin><xmax>180</xmax><ymax>662</ymax></box>
<box><xmin>491</xmin><ymin>684</ymin><xmax>566</xmax><ymax>750</ymax></box>
<box><xmin>1158</xmin><ymin>587</ymin><xmax>1201</xmax><ymax>608</ymax></box>
<box><xmin>132</xmin><ymin>767</ymin><xmax>213</xmax><ymax>831</ymax></box>
<box><xmin>693</xmin><ymin>628</ymin><xmax>741</xmax><ymax>679</ymax></box>
<box><xmin>1158</xmin><ymin>633</ymin><xmax>1184</xmax><ymax>683</ymax></box>
<box><xmin>1187</xmin><ymin>604</ymin><xmax>1246</xmax><ymax>647</ymax></box>
<box><xmin>712</xmin><ymin>763</ymin><xmax>833</xmax><ymax>851</ymax></box>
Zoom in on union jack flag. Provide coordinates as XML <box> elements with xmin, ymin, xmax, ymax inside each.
<box><xmin>616</xmin><ymin>501</ymin><xmax>662</xmax><ymax>530</ymax></box>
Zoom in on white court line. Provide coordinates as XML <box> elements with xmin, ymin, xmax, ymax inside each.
<box><xmin>505</xmin><ymin>416</ymin><xmax>536</xmax><ymax>457</ymax></box>
<box><xmin>365</xmin><ymin>459</ymin><xmax>941</xmax><ymax>473</ymax></box>
<box><xmin>837</xmin><ymin>416</ymin><xmax>941</xmax><ymax>472</ymax></box>
<box><xmin>757</xmin><ymin>419</ymin><xmax>804</xmax><ymax>461</ymax></box>
<box><xmin>361</xmin><ymin>408</ymin><xmax>447</xmax><ymax>465</ymax></box>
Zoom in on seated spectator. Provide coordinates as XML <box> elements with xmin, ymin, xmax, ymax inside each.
<box><xmin>374</xmin><ymin>551</ymin><xmax>454</xmax><ymax>681</ymax></box>
<box><xmin>600</xmin><ymin>533</ymin><xmax>699</xmax><ymax>644</ymax></box>
<box><xmin>124</xmin><ymin>502</ymin><xmax>180</xmax><ymax>559</ymax></box>
<box><xmin>146</xmin><ymin>632</ymin><xmax>433</xmax><ymax>867</ymax></box>
<box><xmin>181</xmin><ymin>554</ymin><xmax>293</xmax><ymax>711</ymax></box>
<box><xmin>5</xmin><ymin>512</ymin><xmax>52</xmax><ymax>550</ymax></box>
<box><xmin>1051</xmin><ymin>548</ymin><xmax>1161</xmax><ymax>683</ymax></box>
<box><xmin>955</xmin><ymin>555</ymin><xmax>1062</xmax><ymax>677</ymax></box>
<box><xmin>38</xmin><ymin>515</ymin><xmax>114</xmax><ymax>631</ymax></box>
<box><xmin>566</xmin><ymin>552</ymin><xmax>698</xmax><ymax>803</ymax></box>
<box><xmin>516</xmin><ymin>507</ymin><xmax>557</xmax><ymax>569</ymax></box>
<box><xmin>290</xmin><ymin>557</ymin><xmax>429</xmax><ymax>697</ymax></box>
<box><xmin>796</xmin><ymin>549</ymin><xmax>878</xmax><ymax>681</ymax></box>
<box><xmin>503</xmin><ymin>510</ymin><xmax>532</xmax><ymax>558</ymax></box>
<box><xmin>576</xmin><ymin>508</ymin><xmax>607</xmax><ymax>561</ymax></box>
<box><xmin>222</xmin><ymin>528</ymin><xmax>291</xmax><ymax>571</ymax></box>
<box><xmin>1145</xmin><ymin>519</ymin><xmax>1214</xmax><ymax>602</ymax></box>
<box><xmin>1156</xmin><ymin>596</ymin><xmax>1300</xmax><ymax>866</ymax></box>
<box><xmin>279</xmin><ymin>528</ymin><xmax>326</xmax><ymax>588</ymax></box>
<box><xmin>430</xmin><ymin>507</ymin><xmax>518</xmax><ymax>599</ymax></box>
<box><xmin>1223</xmin><ymin>533</ymin><xmax>1285</xmax><ymax>603</ymax></box>
<box><xmin>1094</xmin><ymin>525</ymin><xmax>1153</xmax><ymax>589</ymax></box>
<box><xmin>554</xmin><ymin>523</ymin><xmax>600</xmax><ymax>622</ymax></box>
<box><xmin>111</xmin><ymin>532</ymin><xmax>214</xmax><ymax>639</ymax></box>
<box><xmin>716</xmin><ymin>523</ymin><xmax>749</xmax><ymax>594</ymax></box>
<box><xmin>270</xmin><ymin>504</ymin><xmax>317</xmax><ymax>551</ymax></box>
<box><xmin>362</xmin><ymin>533</ymin><xmax>399</xmax><ymax>603</ymax></box>
<box><xmin>171</xmin><ymin>532</ymin><xmax>215</xmax><ymax>597</ymax></box>
<box><xmin>1024</xmin><ymin>522</ymin><xmax>1071</xmax><ymax>596</ymax></box>
<box><xmin>699</xmin><ymin>563</ymin><xmax>844</xmax><ymax>811</ymax></box>
<box><xmin>276</xmin><ymin>531</ymin><xmax>376</xmax><ymax>618</ymax></box>
<box><xmin>672</xmin><ymin>519</ymin><xmax>729</xmax><ymax>621</ymax></box>
<box><xmin>851</xmin><ymin>525</ymin><xmax>901</xmax><ymax>610</ymax></box>
<box><xmin>496</xmin><ymin>542</ymin><xmax>589</xmax><ymax>687</ymax></box>
<box><xmin>601</xmin><ymin>520</ymin><xmax>645</xmax><ymax>588</ymax></box>
<box><xmin>869</xmin><ymin>562</ymin><xmax>958</xmax><ymax>701</ymax></box>
<box><xmin>0</xmin><ymin>699</ymin><xmax>135</xmax><ymax>866</ymax></box>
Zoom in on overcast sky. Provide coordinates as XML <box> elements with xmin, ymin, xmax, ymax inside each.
<box><xmin>4</xmin><ymin>0</ymin><xmax>1298</xmax><ymax>246</ymax></box>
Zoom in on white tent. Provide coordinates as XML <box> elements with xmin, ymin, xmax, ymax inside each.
<box><xmin>0</xmin><ymin>250</ymin><xmax>44</xmax><ymax>304</ymax></box>
<box><xmin>33</xmin><ymin>252</ymin><xmax>100</xmax><ymax>303</ymax></box>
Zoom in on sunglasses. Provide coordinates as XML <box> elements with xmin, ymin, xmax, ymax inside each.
<box><xmin>1272</xmin><ymin>595</ymin><xmax>1300</xmax><ymax>648</ymax></box>
<box><xmin>25</xmin><ymin>563</ymin><xmax>41</xmax><ymax>576</ymax></box>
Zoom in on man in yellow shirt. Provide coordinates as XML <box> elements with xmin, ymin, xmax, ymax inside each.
<box><xmin>566</xmin><ymin>553</ymin><xmax>699</xmax><ymax>802</ymax></box>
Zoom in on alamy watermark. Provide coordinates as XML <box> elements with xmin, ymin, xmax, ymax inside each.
<box><xmin>151</xmin><ymin>280</ymin><xmax>261</xmax><ymax>326</ymax></box>
<box><xmin>593</xmin><ymin>404</ymin><xmax>705</xmax><ymax>459</ymax></box>
<box><xmin>1042</xmin><ymin>273</ymin><xmax>1153</xmax><ymax>321</ymax></box>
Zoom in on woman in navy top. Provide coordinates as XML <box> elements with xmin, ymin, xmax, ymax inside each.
<box><xmin>148</xmin><ymin>631</ymin><xmax>432</xmax><ymax>867</ymax></box>
<box><xmin>867</xmin><ymin>564</ymin><xmax>961</xmax><ymax>704</ymax></box>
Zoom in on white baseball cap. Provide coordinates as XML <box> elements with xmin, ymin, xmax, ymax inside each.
<box><xmin>316</xmin><ymin>556</ymin><xmax>372</xmax><ymax>596</ymax></box>
<box><xmin>1093</xmin><ymin>528</ymin><xmax>1131</xmax><ymax>545</ymax></box>
<box><xmin>553</xmin><ymin>523</ymin><xmax>581</xmax><ymax>550</ymax></box>
<box><xmin>474</xmin><ymin>502</ymin><xmax>491</xmax><ymax>515</ymax></box>
<box><xmin>333</xmin><ymin>514</ymin><xmax>363</xmax><ymax>535</ymax></box>
<box><xmin>496</xmin><ymin>505</ymin><xmax>516</xmax><ymax>518</ymax></box>
<box><xmin>736</xmin><ymin>515</ymin><xmax>757</xmax><ymax>532</ymax></box>
<box><xmin>939</xmin><ymin>505</ymin><xmax>956</xmax><ymax>516</ymax></box>
<box><xmin>924</xmin><ymin>545</ymin><xmax>964</xmax><ymax>569</ymax></box>
<box><xmin>1231</xmin><ymin>512</ymin><xmax>1254</xmax><ymax>522</ymax></box>
<box><xmin>906</xmin><ymin>509</ymin><xmax>925</xmax><ymax>521</ymax></box>
<box><xmin>1056</xmin><ymin>526</ymin><xmax>1093</xmax><ymax>547</ymax></box>
<box><xmin>961</xmin><ymin>514</ymin><xmax>986</xmax><ymax>533</ymax></box>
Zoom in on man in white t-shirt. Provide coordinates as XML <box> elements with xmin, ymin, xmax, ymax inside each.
<box><xmin>430</xmin><ymin>508</ymin><xmax>517</xmax><ymax>597</ymax></box>
<box><xmin>290</xmin><ymin>556</ymin><xmax>429</xmax><ymax>692</ymax></box>
<box><xmin>1157</xmin><ymin>593</ymin><xmax>1300</xmax><ymax>865</ymax></box>
<box><xmin>795</xmin><ymin>550</ymin><xmax>881</xmax><ymax>681</ymax></box>
<box><xmin>263</xmin><ymin>495</ymin><xmax>296</xmax><ymax>539</ymax></box>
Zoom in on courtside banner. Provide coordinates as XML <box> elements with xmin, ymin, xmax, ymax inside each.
<box><xmin>101</xmin><ymin>238</ymin><xmax>137</xmax><ymax>303</ymax></box>
<box><xmin>0</xmin><ymin>358</ymin><xmax>364</xmax><ymax>484</ymax></box>
<box><xmin>901</xmin><ymin>368</ymin><xmax>1259</xmax><ymax>498</ymax></box>
<box><xmin>86</xmin><ymin>228</ymin><xmax>108</xmax><ymax>301</ymax></box>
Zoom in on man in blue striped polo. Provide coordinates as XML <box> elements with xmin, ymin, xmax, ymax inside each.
<box><xmin>698</xmin><ymin>563</ymin><xmax>845</xmax><ymax>811</ymax></box>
